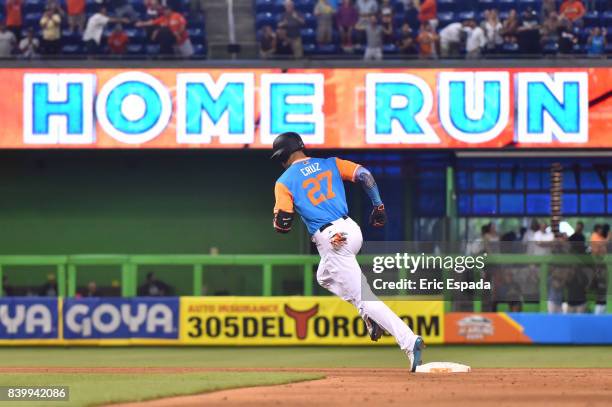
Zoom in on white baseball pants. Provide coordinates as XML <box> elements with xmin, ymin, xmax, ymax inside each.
<box><xmin>312</xmin><ymin>216</ymin><xmax>417</xmax><ymax>351</ymax></box>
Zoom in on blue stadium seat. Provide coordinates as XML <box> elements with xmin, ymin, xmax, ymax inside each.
<box><xmin>542</xmin><ymin>41</ymin><xmax>558</xmax><ymax>54</ymax></box>
<box><xmin>128</xmin><ymin>0</ymin><xmax>146</xmax><ymax>16</ymax></box>
<box><xmin>501</xmin><ymin>42</ymin><xmax>519</xmax><ymax>54</ymax></box>
<box><xmin>498</xmin><ymin>0</ymin><xmax>517</xmax><ymax>12</ymax></box>
<box><xmin>61</xmin><ymin>29</ymin><xmax>81</xmax><ymax>45</ymax></box>
<box><xmin>61</xmin><ymin>44</ymin><xmax>83</xmax><ymax>55</ymax></box>
<box><xmin>187</xmin><ymin>14</ymin><xmax>206</xmax><ymax>29</ymax></box>
<box><xmin>188</xmin><ymin>28</ymin><xmax>205</xmax><ymax>44</ymax></box>
<box><xmin>393</xmin><ymin>13</ymin><xmax>406</xmax><ymax>28</ymax></box>
<box><xmin>255</xmin><ymin>12</ymin><xmax>276</xmax><ymax>29</ymax></box>
<box><xmin>301</xmin><ymin>28</ymin><xmax>316</xmax><ymax>44</ymax></box>
<box><xmin>127</xmin><ymin>44</ymin><xmax>144</xmax><ymax>55</ymax></box>
<box><xmin>303</xmin><ymin>43</ymin><xmax>317</xmax><ymax>55</ymax></box>
<box><xmin>193</xmin><ymin>44</ymin><xmax>207</xmax><ymax>56</ymax></box>
<box><xmin>315</xmin><ymin>43</ymin><xmax>338</xmax><ymax>54</ymax></box>
<box><xmin>394</xmin><ymin>2</ymin><xmax>405</xmax><ymax>14</ymax></box>
<box><xmin>24</xmin><ymin>13</ymin><xmax>43</xmax><ymax>29</ymax></box>
<box><xmin>86</xmin><ymin>0</ymin><xmax>100</xmax><ymax>14</ymax></box>
<box><xmin>457</xmin><ymin>11</ymin><xmax>476</xmax><ymax>21</ymax></box>
<box><xmin>304</xmin><ymin>13</ymin><xmax>316</xmax><ymax>29</ymax></box>
<box><xmin>477</xmin><ymin>0</ymin><xmax>497</xmax><ymax>12</ymax></box>
<box><xmin>437</xmin><ymin>12</ymin><xmax>456</xmax><ymax>27</ymax></box>
<box><xmin>24</xmin><ymin>0</ymin><xmax>45</xmax><ymax>14</ymax></box>
<box><xmin>583</xmin><ymin>11</ymin><xmax>600</xmax><ymax>28</ymax></box>
<box><xmin>295</xmin><ymin>0</ymin><xmax>314</xmax><ymax>14</ymax></box>
<box><xmin>518</xmin><ymin>0</ymin><xmax>539</xmax><ymax>13</ymax></box>
<box><xmin>125</xmin><ymin>28</ymin><xmax>146</xmax><ymax>45</ymax></box>
<box><xmin>255</xmin><ymin>0</ymin><xmax>276</xmax><ymax>13</ymax></box>
<box><xmin>603</xmin><ymin>11</ymin><xmax>612</xmax><ymax>26</ymax></box>
<box><xmin>437</xmin><ymin>0</ymin><xmax>457</xmax><ymax>13</ymax></box>
<box><xmin>146</xmin><ymin>44</ymin><xmax>161</xmax><ymax>54</ymax></box>
<box><xmin>383</xmin><ymin>44</ymin><xmax>398</xmax><ymax>54</ymax></box>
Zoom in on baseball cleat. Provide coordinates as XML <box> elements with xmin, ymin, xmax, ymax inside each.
<box><xmin>365</xmin><ymin>317</ymin><xmax>383</xmax><ymax>341</ymax></box>
<box><xmin>405</xmin><ymin>336</ymin><xmax>425</xmax><ymax>372</ymax></box>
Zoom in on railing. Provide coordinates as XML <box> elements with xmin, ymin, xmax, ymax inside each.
<box><xmin>0</xmin><ymin>254</ymin><xmax>610</xmax><ymax>313</ymax></box>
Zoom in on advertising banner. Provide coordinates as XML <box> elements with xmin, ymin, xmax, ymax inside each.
<box><xmin>62</xmin><ymin>297</ymin><xmax>179</xmax><ymax>340</ymax></box>
<box><xmin>179</xmin><ymin>296</ymin><xmax>444</xmax><ymax>345</ymax></box>
<box><xmin>444</xmin><ymin>312</ymin><xmax>532</xmax><ymax>344</ymax></box>
<box><xmin>1</xmin><ymin>67</ymin><xmax>610</xmax><ymax>149</ymax></box>
<box><xmin>0</xmin><ymin>297</ymin><xmax>58</xmax><ymax>340</ymax></box>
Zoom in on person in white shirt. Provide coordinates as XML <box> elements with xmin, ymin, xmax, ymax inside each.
<box><xmin>19</xmin><ymin>28</ymin><xmax>39</xmax><ymax>59</ymax></box>
<box><xmin>439</xmin><ymin>21</ymin><xmax>466</xmax><ymax>57</ymax></box>
<box><xmin>483</xmin><ymin>9</ymin><xmax>503</xmax><ymax>51</ymax></box>
<box><xmin>465</xmin><ymin>19</ymin><xmax>486</xmax><ymax>58</ymax></box>
<box><xmin>82</xmin><ymin>6</ymin><xmax>128</xmax><ymax>55</ymax></box>
<box><xmin>532</xmin><ymin>222</ymin><xmax>563</xmax><ymax>313</ymax></box>
<box><xmin>0</xmin><ymin>22</ymin><xmax>16</xmax><ymax>57</ymax></box>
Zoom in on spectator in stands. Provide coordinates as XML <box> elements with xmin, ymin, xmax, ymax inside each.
<box><xmin>83</xmin><ymin>6</ymin><xmax>127</xmax><ymax>55</ymax></box>
<box><xmin>2</xmin><ymin>275</ymin><xmax>14</xmax><ymax>296</ymax></box>
<box><xmin>259</xmin><ymin>25</ymin><xmax>276</xmax><ymax>58</ymax></box>
<box><xmin>108</xmin><ymin>23</ymin><xmax>129</xmax><ymax>54</ymax></box>
<box><xmin>0</xmin><ymin>22</ymin><xmax>16</xmax><ymax>57</ymax></box>
<box><xmin>587</xmin><ymin>27</ymin><xmax>607</xmax><ymax>56</ymax></box>
<box><xmin>500</xmin><ymin>9</ymin><xmax>519</xmax><ymax>44</ymax></box>
<box><xmin>439</xmin><ymin>20</ymin><xmax>465</xmax><ymax>57</ymax></box>
<box><xmin>517</xmin><ymin>7</ymin><xmax>541</xmax><ymax>54</ymax></box>
<box><xmin>277</xmin><ymin>1</ymin><xmax>305</xmax><ymax>59</ymax></box>
<box><xmin>483</xmin><ymin>222</ymin><xmax>500</xmax><ymax>253</ymax></box>
<box><xmin>397</xmin><ymin>23</ymin><xmax>416</xmax><ymax>55</ymax></box>
<box><xmin>541</xmin><ymin>0</ymin><xmax>556</xmax><ymax>21</ymax></box>
<box><xmin>110</xmin><ymin>0</ymin><xmax>139</xmax><ymax>21</ymax></box>
<box><xmin>67</xmin><ymin>0</ymin><xmax>86</xmax><ymax>33</ymax></box>
<box><xmin>39</xmin><ymin>4</ymin><xmax>62</xmax><ymax>55</ymax></box>
<box><xmin>314</xmin><ymin>0</ymin><xmax>335</xmax><ymax>45</ymax></box>
<box><xmin>336</xmin><ymin>0</ymin><xmax>358</xmax><ymax>52</ymax></box>
<box><xmin>494</xmin><ymin>270</ymin><xmax>523</xmax><ymax>312</ymax></box>
<box><xmin>381</xmin><ymin>9</ymin><xmax>395</xmax><ymax>45</ymax></box>
<box><xmin>569</xmin><ymin>221</ymin><xmax>586</xmax><ymax>254</ymax></box>
<box><xmin>275</xmin><ymin>26</ymin><xmax>294</xmax><ymax>56</ymax></box>
<box><xmin>590</xmin><ymin>224</ymin><xmax>608</xmax><ymax>314</ymax></box>
<box><xmin>378</xmin><ymin>0</ymin><xmax>391</xmax><ymax>16</ymax></box>
<box><xmin>39</xmin><ymin>273</ymin><xmax>57</xmax><ymax>297</ymax></box>
<box><xmin>483</xmin><ymin>9</ymin><xmax>502</xmax><ymax>53</ymax></box>
<box><xmin>416</xmin><ymin>21</ymin><xmax>437</xmax><ymax>58</ymax></box>
<box><xmin>19</xmin><ymin>27</ymin><xmax>39</xmax><ymax>58</ymax></box>
<box><xmin>364</xmin><ymin>15</ymin><xmax>383</xmax><ymax>60</ymax></box>
<box><xmin>5</xmin><ymin>0</ymin><xmax>22</xmax><ymax>39</ymax></box>
<box><xmin>560</xmin><ymin>0</ymin><xmax>586</xmax><ymax>26</ymax></box>
<box><xmin>540</xmin><ymin>11</ymin><xmax>560</xmax><ymax>48</ymax></box>
<box><xmin>137</xmin><ymin>6</ymin><xmax>194</xmax><ymax>57</ymax></box>
<box><xmin>558</xmin><ymin>19</ymin><xmax>578</xmax><ymax>53</ymax></box>
<box><xmin>417</xmin><ymin>0</ymin><xmax>437</xmax><ymax>30</ymax></box>
<box><xmin>81</xmin><ymin>280</ymin><xmax>99</xmax><ymax>297</ymax></box>
<box><xmin>138</xmin><ymin>272</ymin><xmax>172</xmax><ymax>296</ymax></box>
<box><xmin>465</xmin><ymin>20</ymin><xmax>487</xmax><ymax>59</ymax></box>
<box><xmin>355</xmin><ymin>0</ymin><xmax>378</xmax><ymax>42</ymax></box>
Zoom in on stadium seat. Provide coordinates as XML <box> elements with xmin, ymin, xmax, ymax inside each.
<box><xmin>86</xmin><ymin>0</ymin><xmax>99</xmax><ymax>14</ymax></box>
<box><xmin>303</xmin><ymin>43</ymin><xmax>317</xmax><ymax>55</ymax></box>
<box><xmin>127</xmin><ymin>0</ymin><xmax>146</xmax><ymax>16</ymax></box>
<box><xmin>383</xmin><ymin>44</ymin><xmax>398</xmax><ymax>54</ymax></box>
<box><xmin>188</xmin><ymin>28</ymin><xmax>205</xmax><ymax>44</ymax></box>
<box><xmin>295</xmin><ymin>0</ymin><xmax>314</xmax><ymax>14</ymax></box>
<box><xmin>393</xmin><ymin>2</ymin><xmax>405</xmax><ymax>14</ymax></box>
<box><xmin>316</xmin><ymin>43</ymin><xmax>339</xmax><ymax>54</ymax></box>
<box><xmin>438</xmin><ymin>12</ymin><xmax>456</xmax><ymax>27</ymax></box>
<box><xmin>303</xmin><ymin>13</ymin><xmax>316</xmax><ymax>29</ymax></box>
<box><xmin>301</xmin><ymin>28</ymin><xmax>316</xmax><ymax>44</ymax></box>
<box><xmin>437</xmin><ymin>0</ymin><xmax>457</xmax><ymax>13</ymax></box>
<box><xmin>23</xmin><ymin>0</ymin><xmax>45</xmax><ymax>14</ymax></box>
<box><xmin>477</xmin><ymin>0</ymin><xmax>497</xmax><ymax>12</ymax></box>
<box><xmin>501</xmin><ymin>42</ymin><xmax>519</xmax><ymax>54</ymax></box>
<box><xmin>603</xmin><ymin>12</ymin><xmax>612</xmax><ymax>27</ymax></box>
<box><xmin>393</xmin><ymin>14</ymin><xmax>406</xmax><ymax>29</ymax></box>
<box><xmin>192</xmin><ymin>44</ymin><xmax>207</xmax><ymax>56</ymax></box>
<box><xmin>61</xmin><ymin>44</ymin><xmax>83</xmax><ymax>55</ymax></box>
<box><xmin>457</xmin><ymin>11</ymin><xmax>476</xmax><ymax>21</ymax></box>
<box><xmin>127</xmin><ymin>44</ymin><xmax>144</xmax><ymax>55</ymax></box>
<box><xmin>255</xmin><ymin>12</ymin><xmax>276</xmax><ymax>29</ymax></box>
<box><xmin>498</xmin><ymin>0</ymin><xmax>516</xmax><ymax>12</ymax></box>
<box><xmin>583</xmin><ymin>11</ymin><xmax>600</xmax><ymax>28</ymax></box>
<box><xmin>125</xmin><ymin>28</ymin><xmax>146</xmax><ymax>45</ymax></box>
<box><xmin>542</xmin><ymin>41</ymin><xmax>558</xmax><ymax>54</ymax></box>
<box><xmin>24</xmin><ymin>13</ymin><xmax>43</xmax><ymax>29</ymax></box>
<box><xmin>517</xmin><ymin>0</ymin><xmax>539</xmax><ymax>13</ymax></box>
<box><xmin>146</xmin><ymin>44</ymin><xmax>161</xmax><ymax>54</ymax></box>
<box><xmin>61</xmin><ymin>29</ymin><xmax>81</xmax><ymax>45</ymax></box>
<box><xmin>255</xmin><ymin>0</ymin><xmax>276</xmax><ymax>13</ymax></box>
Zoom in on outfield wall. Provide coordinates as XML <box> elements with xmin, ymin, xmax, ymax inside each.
<box><xmin>1</xmin><ymin>297</ymin><xmax>610</xmax><ymax>345</ymax></box>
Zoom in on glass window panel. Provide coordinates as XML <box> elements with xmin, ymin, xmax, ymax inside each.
<box><xmin>473</xmin><ymin>194</ymin><xmax>497</xmax><ymax>215</ymax></box>
<box><xmin>500</xmin><ymin>194</ymin><xmax>524</xmax><ymax>214</ymax></box>
<box><xmin>458</xmin><ymin>194</ymin><xmax>471</xmax><ymax>216</ymax></box>
<box><xmin>580</xmin><ymin>194</ymin><xmax>604</xmax><ymax>214</ymax></box>
<box><xmin>581</xmin><ymin>171</ymin><xmax>604</xmax><ymax>190</ymax></box>
<box><xmin>473</xmin><ymin>171</ymin><xmax>497</xmax><ymax>190</ymax></box>
<box><xmin>526</xmin><ymin>194</ymin><xmax>550</xmax><ymax>214</ymax></box>
<box><xmin>562</xmin><ymin>194</ymin><xmax>578</xmax><ymax>215</ymax></box>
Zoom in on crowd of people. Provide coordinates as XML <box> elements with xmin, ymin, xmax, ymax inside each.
<box><xmin>471</xmin><ymin>219</ymin><xmax>609</xmax><ymax>315</ymax></box>
<box><xmin>0</xmin><ymin>0</ymin><xmax>198</xmax><ymax>58</ymax></box>
<box><xmin>258</xmin><ymin>0</ymin><xmax>609</xmax><ymax>59</ymax></box>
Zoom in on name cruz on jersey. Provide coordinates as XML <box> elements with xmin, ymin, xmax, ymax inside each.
<box><xmin>274</xmin><ymin>157</ymin><xmax>360</xmax><ymax>235</ymax></box>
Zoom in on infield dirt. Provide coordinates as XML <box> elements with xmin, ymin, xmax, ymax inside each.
<box><xmin>108</xmin><ymin>367</ymin><xmax>612</xmax><ymax>407</ymax></box>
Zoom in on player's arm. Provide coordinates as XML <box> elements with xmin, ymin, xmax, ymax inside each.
<box><xmin>273</xmin><ymin>182</ymin><xmax>294</xmax><ymax>233</ymax></box>
<box><xmin>335</xmin><ymin>158</ymin><xmax>386</xmax><ymax>228</ymax></box>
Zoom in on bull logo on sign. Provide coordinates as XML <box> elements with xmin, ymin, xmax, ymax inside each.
<box><xmin>284</xmin><ymin>304</ymin><xmax>319</xmax><ymax>340</ymax></box>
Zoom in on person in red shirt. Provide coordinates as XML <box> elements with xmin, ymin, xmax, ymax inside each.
<box><xmin>5</xmin><ymin>0</ymin><xmax>22</xmax><ymax>39</ymax></box>
<box><xmin>418</xmin><ymin>0</ymin><xmax>437</xmax><ymax>29</ymax></box>
<box><xmin>560</xmin><ymin>0</ymin><xmax>586</xmax><ymax>24</ymax></box>
<box><xmin>136</xmin><ymin>7</ymin><xmax>193</xmax><ymax>56</ymax></box>
<box><xmin>107</xmin><ymin>24</ymin><xmax>129</xmax><ymax>54</ymax></box>
<box><xmin>66</xmin><ymin>0</ymin><xmax>86</xmax><ymax>33</ymax></box>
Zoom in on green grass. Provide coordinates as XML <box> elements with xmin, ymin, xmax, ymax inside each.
<box><xmin>0</xmin><ymin>372</ymin><xmax>323</xmax><ymax>407</ymax></box>
<box><xmin>0</xmin><ymin>346</ymin><xmax>611</xmax><ymax>369</ymax></box>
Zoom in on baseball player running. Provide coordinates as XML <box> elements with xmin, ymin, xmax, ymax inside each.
<box><xmin>271</xmin><ymin>132</ymin><xmax>424</xmax><ymax>372</ymax></box>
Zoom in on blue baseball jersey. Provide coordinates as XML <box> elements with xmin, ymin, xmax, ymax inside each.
<box><xmin>274</xmin><ymin>157</ymin><xmax>360</xmax><ymax>235</ymax></box>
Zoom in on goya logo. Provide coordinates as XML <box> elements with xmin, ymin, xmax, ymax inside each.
<box><xmin>0</xmin><ymin>298</ymin><xmax>58</xmax><ymax>339</ymax></box>
<box><xmin>63</xmin><ymin>298</ymin><xmax>178</xmax><ymax>339</ymax></box>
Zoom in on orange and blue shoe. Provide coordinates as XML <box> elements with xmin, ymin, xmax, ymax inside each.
<box><xmin>405</xmin><ymin>336</ymin><xmax>425</xmax><ymax>372</ymax></box>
